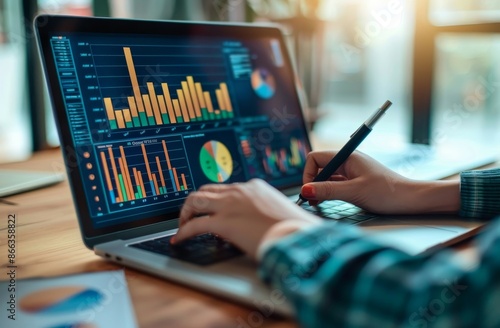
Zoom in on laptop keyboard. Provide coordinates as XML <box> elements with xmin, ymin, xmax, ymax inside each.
<box><xmin>130</xmin><ymin>233</ymin><xmax>243</xmax><ymax>266</ymax></box>
<box><xmin>130</xmin><ymin>201</ymin><xmax>373</xmax><ymax>266</ymax></box>
<box><xmin>300</xmin><ymin>200</ymin><xmax>376</xmax><ymax>224</ymax></box>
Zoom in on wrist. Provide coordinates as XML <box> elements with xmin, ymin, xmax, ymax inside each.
<box><xmin>411</xmin><ymin>180</ymin><xmax>460</xmax><ymax>214</ymax></box>
<box><xmin>256</xmin><ymin>218</ymin><xmax>321</xmax><ymax>261</ymax></box>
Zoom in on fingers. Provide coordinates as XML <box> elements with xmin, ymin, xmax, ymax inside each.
<box><xmin>198</xmin><ymin>184</ymin><xmax>229</xmax><ymax>193</ymax></box>
<box><xmin>301</xmin><ymin>180</ymin><xmax>355</xmax><ymax>202</ymax></box>
<box><xmin>179</xmin><ymin>191</ymin><xmax>220</xmax><ymax>226</ymax></box>
<box><xmin>173</xmin><ymin>215</ymin><xmax>216</xmax><ymax>244</ymax></box>
<box><xmin>303</xmin><ymin>151</ymin><xmax>338</xmax><ymax>184</ymax></box>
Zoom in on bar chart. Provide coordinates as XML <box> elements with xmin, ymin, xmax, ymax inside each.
<box><xmin>103</xmin><ymin>47</ymin><xmax>235</xmax><ymax>130</ymax></box>
<box><xmin>98</xmin><ymin>137</ymin><xmax>192</xmax><ymax>204</ymax></box>
<box><xmin>262</xmin><ymin>138</ymin><xmax>309</xmax><ymax>176</ymax></box>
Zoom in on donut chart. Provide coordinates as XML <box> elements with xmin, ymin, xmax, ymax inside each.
<box><xmin>19</xmin><ymin>286</ymin><xmax>104</xmax><ymax>315</ymax></box>
<box><xmin>199</xmin><ymin>141</ymin><xmax>233</xmax><ymax>182</ymax></box>
<box><xmin>251</xmin><ymin>68</ymin><xmax>276</xmax><ymax>99</ymax></box>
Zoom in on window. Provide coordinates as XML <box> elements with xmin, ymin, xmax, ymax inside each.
<box><xmin>0</xmin><ymin>0</ymin><xmax>31</xmax><ymax>162</ymax></box>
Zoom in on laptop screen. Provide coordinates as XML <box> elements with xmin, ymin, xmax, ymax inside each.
<box><xmin>38</xmin><ymin>17</ymin><xmax>310</xmax><ymax>235</ymax></box>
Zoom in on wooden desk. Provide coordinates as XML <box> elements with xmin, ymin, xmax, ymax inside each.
<box><xmin>0</xmin><ymin>150</ymin><xmax>296</xmax><ymax>328</ymax></box>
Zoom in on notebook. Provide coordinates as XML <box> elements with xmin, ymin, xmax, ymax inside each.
<box><xmin>35</xmin><ymin>15</ymin><xmax>487</xmax><ymax>316</ymax></box>
<box><xmin>0</xmin><ymin>170</ymin><xmax>63</xmax><ymax>198</ymax></box>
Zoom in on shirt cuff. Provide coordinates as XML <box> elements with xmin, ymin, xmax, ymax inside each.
<box><xmin>258</xmin><ymin>222</ymin><xmax>363</xmax><ymax>285</ymax></box>
<box><xmin>460</xmin><ymin>168</ymin><xmax>500</xmax><ymax>218</ymax></box>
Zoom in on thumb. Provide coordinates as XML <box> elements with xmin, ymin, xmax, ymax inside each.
<box><xmin>302</xmin><ymin>181</ymin><xmax>355</xmax><ymax>202</ymax></box>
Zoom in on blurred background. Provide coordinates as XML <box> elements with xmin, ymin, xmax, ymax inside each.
<box><xmin>1</xmin><ymin>0</ymin><xmax>500</xmax><ymax>163</ymax></box>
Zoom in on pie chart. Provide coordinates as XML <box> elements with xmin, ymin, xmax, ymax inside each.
<box><xmin>19</xmin><ymin>286</ymin><xmax>104</xmax><ymax>315</ymax></box>
<box><xmin>251</xmin><ymin>68</ymin><xmax>276</xmax><ymax>99</ymax></box>
<box><xmin>200</xmin><ymin>140</ymin><xmax>233</xmax><ymax>182</ymax></box>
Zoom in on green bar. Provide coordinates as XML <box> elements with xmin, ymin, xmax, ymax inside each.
<box><xmin>221</xmin><ymin>110</ymin><xmax>228</xmax><ymax>119</ymax></box>
<box><xmin>162</xmin><ymin>186</ymin><xmax>166</xmax><ymax>194</ymax></box>
<box><xmin>228</xmin><ymin>111</ymin><xmax>234</xmax><ymax>118</ymax></box>
<box><xmin>125</xmin><ymin>121</ymin><xmax>133</xmax><ymax>128</ymax></box>
<box><xmin>201</xmin><ymin>108</ymin><xmax>209</xmax><ymax>121</ymax></box>
<box><xmin>135</xmin><ymin>192</ymin><xmax>139</xmax><ymax>199</ymax></box>
<box><xmin>180</xmin><ymin>185</ymin><xmax>185</xmax><ymax>191</ymax></box>
<box><xmin>132</xmin><ymin>117</ymin><xmax>141</xmax><ymax>127</ymax></box>
<box><xmin>109</xmin><ymin>119</ymin><xmax>118</xmax><ymax>129</ymax></box>
<box><xmin>215</xmin><ymin>112</ymin><xmax>222</xmax><ymax>120</ymax></box>
<box><xmin>137</xmin><ymin>186</ymin><xmax>143</xmax><ymax>199</ymax></box>
<box><xmin>176</xmin><ymin>116</ymin><xmax>183</xmax><ymax>123</ymax></box>
<box><xmin>139</xmin><ymin>112</ymin><xmax>148</xmax><ymax>126</ymax></box>
<box><xmin>118</xmin><ymin>174</ymin><xmax>128</xmax><ymax>201</ymax></box>
<box><xmin>148</xmin><ymin>116</ymin><xmax>155</xmax><ymax>125</ymax></box>
<box><xmin>162</xmin><ymin>114</ymin><xmax>169</xmax><ymax>125</ymax></box>
<box><xmin>209</xmin><ymin>112</ymin><xmax>215</xmax><ymax>120</ymax></box>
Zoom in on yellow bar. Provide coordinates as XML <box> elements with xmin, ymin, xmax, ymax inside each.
<box><xmin>152</xmin><ymin>173</ymin><xmax>160</xmax><ymax>196</ymax></box>
<box><xmin>173</xmin><ymin>99</ymin><xmax>182</xmax><ymax>119</ymax></box>
<box><xmin>176</xmin><ymin>89</ymin><xmax>190</xmax><ymax>122</ymax></box>
<box><xmin>141</xmin><ymin>143</ymin><xmax>153</xmax><ymax>181</ymax></box>
<box><xmin>147</xmin><ymin>82</ymin><xmax>163</xmax><ymax>125</ymax></box>
<box><xmin>195</xmin><ymin>83</ymin><xmax>206</xmax><ymax>109</ymax></box>
<box><xmin>187</xmin><ymin>76</ymin><xmax>202</xmax><ymax>118</ymax></box>
<box><xmin>161</xmin><ymin>83</ymin><xmax>176</xmax><ymax>124</ymax></box>
<box><xmin>162</xmin><ymin>140</ymin><xmax>172</xmax><ymax>170</ymax></box>
<box><xmin>181</xmin><ymin>173</ymin><xmax>188</xmax><ymax>190</ymax></box>
<box><xmin>123</xmin><ymin>47</ymin><xmax>145</xmax><ymax>113</ymax></box>
<box><xmin>203</xmin><ymin>91</ymin><xmax>214</xmax><ymax>113</ymax></box>
<box><xmin>173</xmin><ymin>168</ymin><xmax>181</xmax><ymax>191</ymax></box>
<box><xmin>132</xmin><ymin>168</ymin><xmax>141</xmax><ymax>196</ymax></box>
<box><xmin>157</xmin><ymin>95</ymin><xmax>167</xmax><ymax>114</ymax></box>
<box><xmin>215</xmin><ymin>89</ymin><xmax>225</xmax><ymax>111</ymax></box>
<box><xmin>104</xmin><ymin>98</ymin><xmax>115</xmax><ymax>120</ymax></box>
<box><xmin>100</xmin><ymin>151</ymin><xmax>113</xmax><ymax>192</ymax></box>
<box><xmin>137</xmin><ymin>170</ymin><xmax>147</xmax><ymax>198</ymax></box>
<box><xmin>127</xmin><ymin>96</ymin><xmax>138</xmax><ymax>117</ymax></box>
<box><xmin>142</xmin><ymin>94</ymin><xmax>154</xmax><ymax>118</ymax></box>
<box><xmin>115</xmin><ymin>110</ymin><xmax>126</xmax><ymax>129</ymax></box>
<box><xmin>220</xmin><ymin>83</ymin><xmax>233</xmax><ymax>112</ymax></box>
<box><xmin>119</xmin><ymin>145</ymin><xmax>135</xmax><ymax>201</ymax></box>
<box><xmin>122</xmin><ymin>109</ymin><xmax>132</xmax><ymax>122</ymax></box>
<box><xmin>118</xmin><ymin>157</ymin><xmax>133</xmax><ymax>201</ymax></box>
<box><xmin>108</xmin><ymin>147</ymin><xmax>123</xmax><ymax>202</ymax></box>
<box><xmin>156</xmin><ymin>156</ymin><xmax>166</xmax><ymax>188</ymax></box>
<box><xmin>181</xmin><ymin>81</ymin><xmax>196</xmax><ymax>120</ymax></box>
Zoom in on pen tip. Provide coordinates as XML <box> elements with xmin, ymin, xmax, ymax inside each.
<box><xmin>296</xmin><ymin>198</ymin><xmax>304</xmax><ymax>206</ymax></box>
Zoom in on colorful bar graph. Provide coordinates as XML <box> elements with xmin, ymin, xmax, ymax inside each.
<box><xmin>103</xmin><ymin>47</ymin><xmax>235</xmax><ymax>130</ymax></box>
<box><xmin>99</xmin><ymin>140</ymin><xmax>192</xmax><ymax>204</ymax></box>
<box><xmin>262</xmin><ymin>138</ymin><xmax>309</xmax><ymax>176</ymax></box>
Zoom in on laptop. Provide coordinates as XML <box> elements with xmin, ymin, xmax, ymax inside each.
<box><xmin>35</xmin><ymin>15</ymin><xmax>488</xmax><ymax>317</ymax></box>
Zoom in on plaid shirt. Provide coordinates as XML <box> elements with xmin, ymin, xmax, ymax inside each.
<box><xmin>259</xmin><ymin>168</ymin><xmax>500</xmax><ymax>327</ymax></box>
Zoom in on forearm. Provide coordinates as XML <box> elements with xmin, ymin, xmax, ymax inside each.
<box><xmin>259</xmin><ymin>220</ymin><xmax>500</xmax><ymax>328</ymax></box>
<box><xmin>402</xmin><ymin>167</ymin><xmax>500</xmax><ymax>218</ymax></box>
<box><xmin>410</xmin><ymin>179</ymin><xmax>460</xmax><ymax>214</ymax></box>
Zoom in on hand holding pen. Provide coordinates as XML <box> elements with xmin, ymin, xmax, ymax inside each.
<box><xmin>296</xmin><ymin>100</ymin><xmax>392</xmax><ymax>206</ymax></box>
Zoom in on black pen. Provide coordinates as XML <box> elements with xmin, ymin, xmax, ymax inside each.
<box><xmin>296</xmin><ymin>100</ymin><xmax>392</xmax><ymax>206</ymax></box>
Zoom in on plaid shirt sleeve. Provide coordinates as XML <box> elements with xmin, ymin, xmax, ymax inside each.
<box><xmin>460</xmin><ymin>168</ymin><xmax>500</xmax><ymax>218</ymax></box>
<box><xmin>259</xmin><ymin>168</ymin><xmax>500</xmax><ymax>328</ymax></box>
